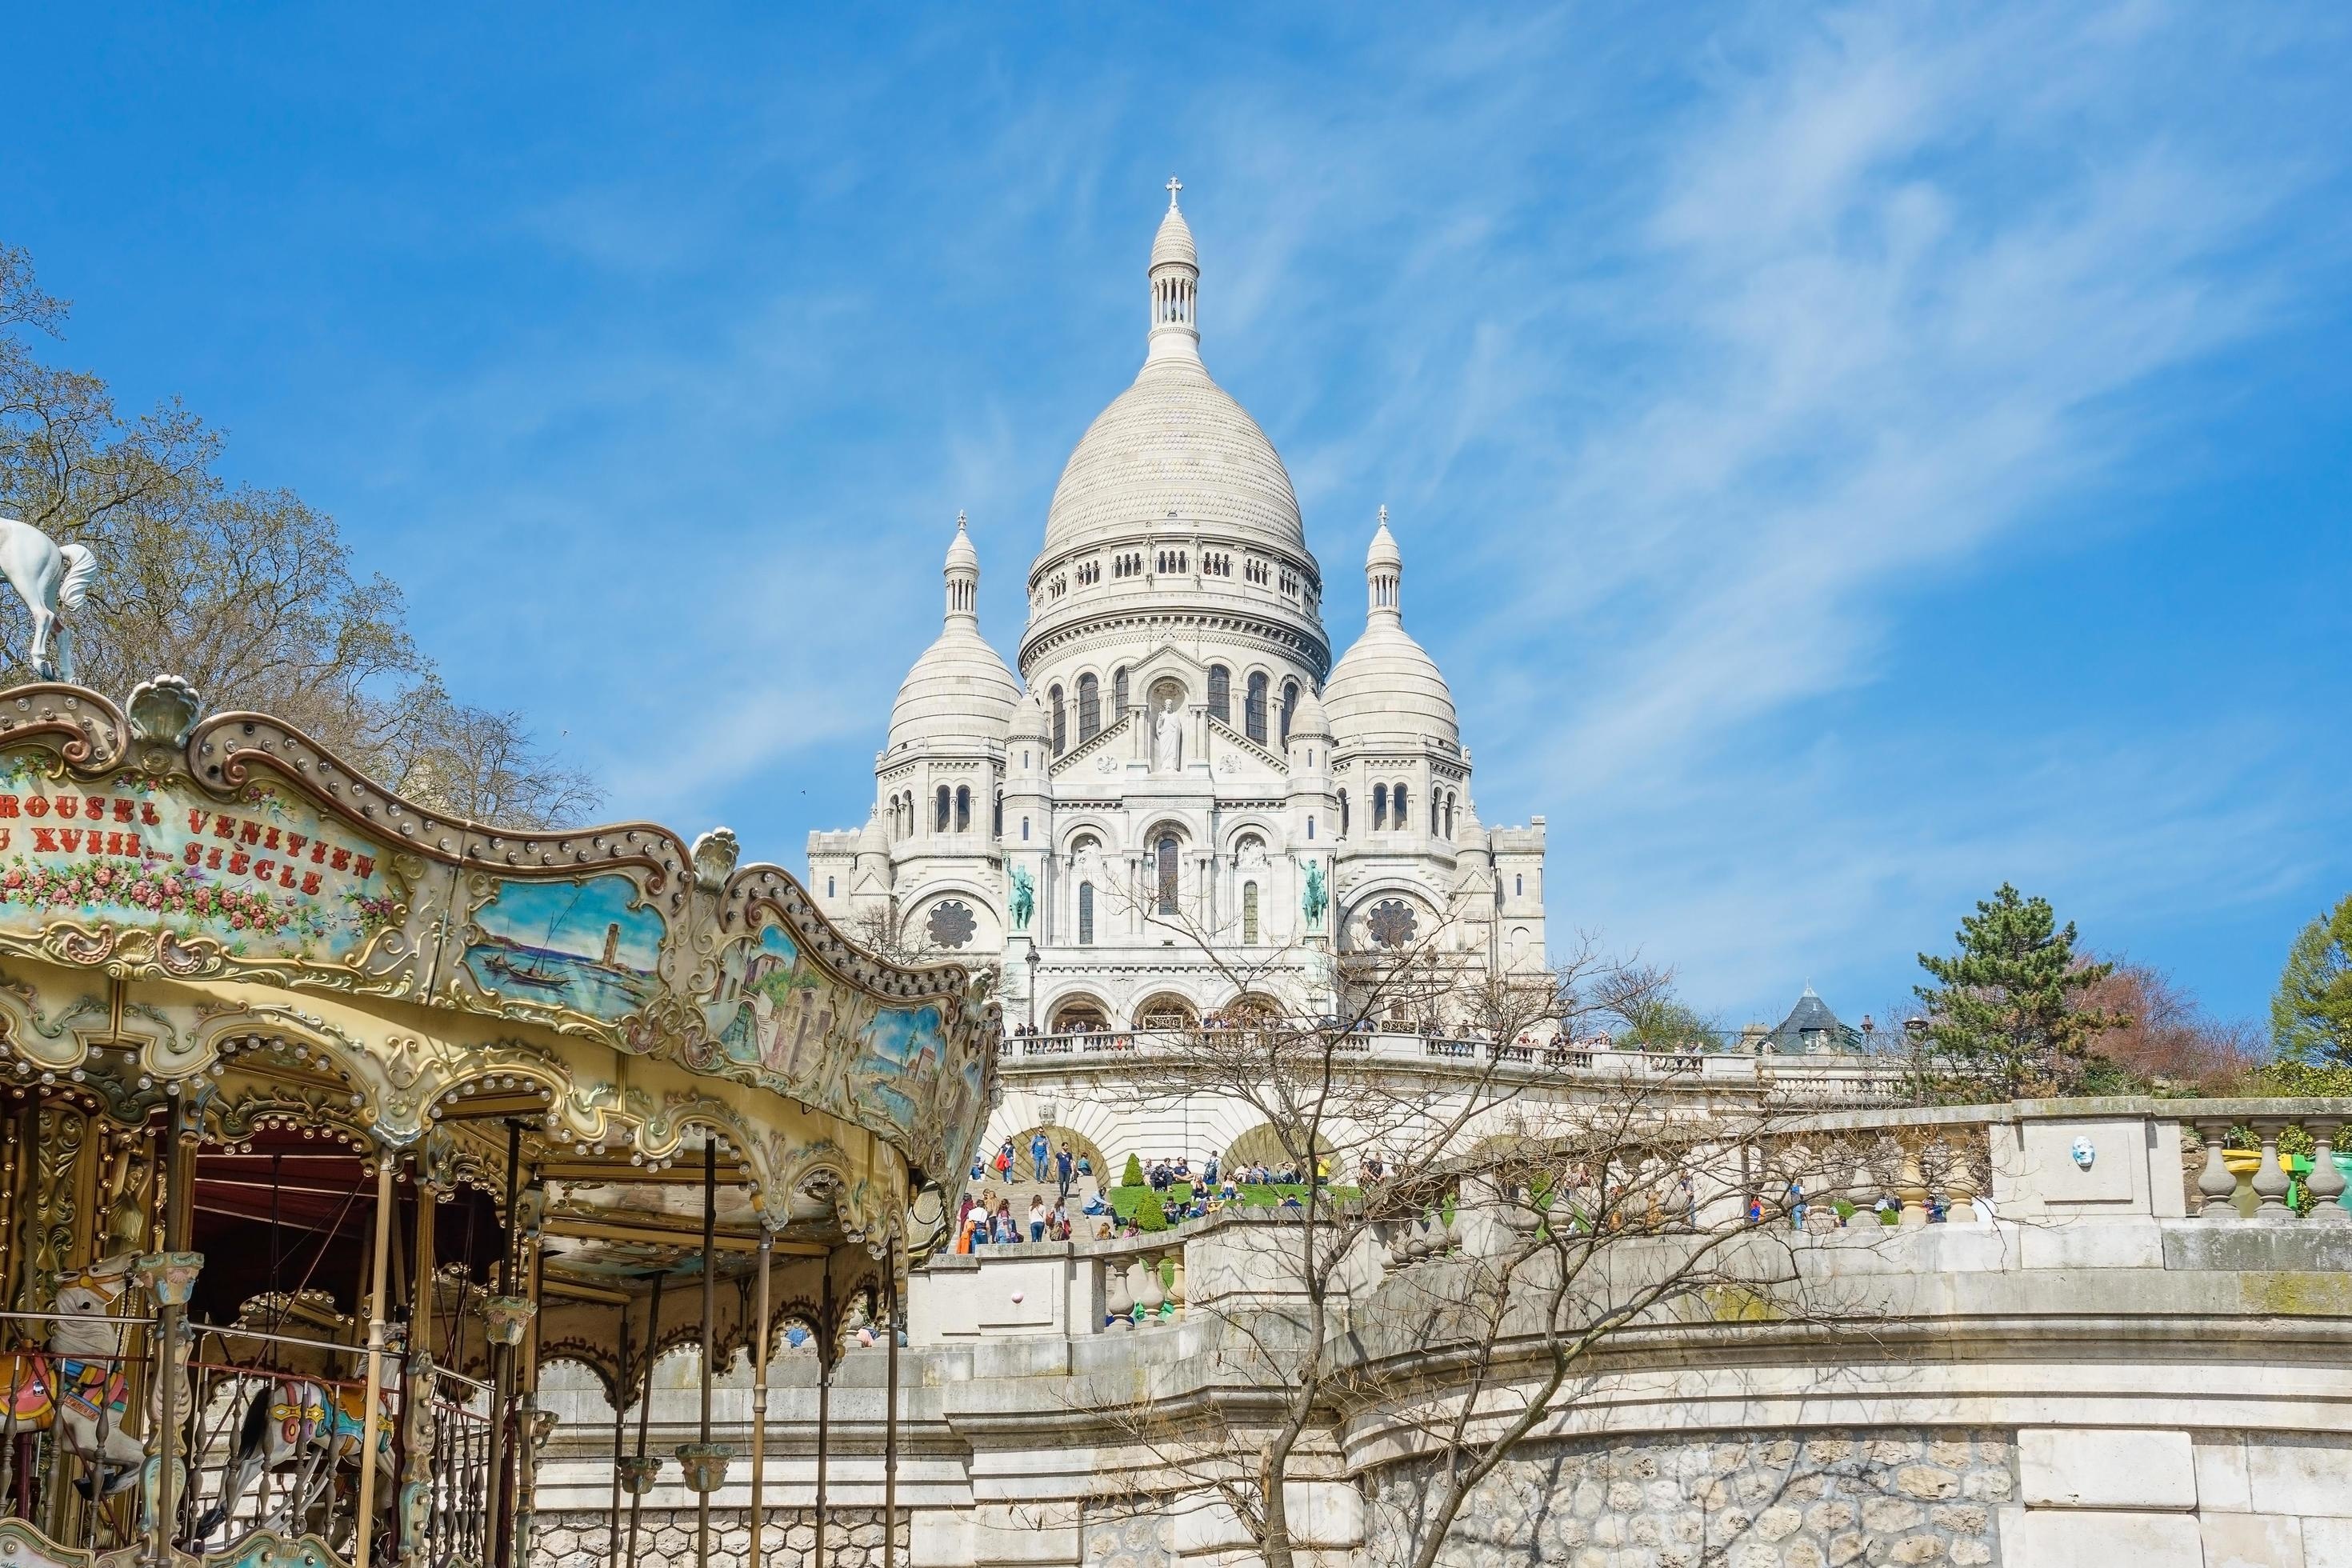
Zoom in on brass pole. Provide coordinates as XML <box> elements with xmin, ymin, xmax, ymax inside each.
<box><xmin>814</xmin><ymin>1266</ymin><xmax>832</xmax><ymax>1568</ymax></box>
<box><xmin>747</xmin><ymin>1229</ymin><xmax>771</xmax><ymax>1568</ymax></box>
<box><xmin>884</xmin><ymin>1242</ymin><xmax>899</xmax><ymax>1568</ymax></box>
<box><xmin>487</xmin><ymin>1120</ymin><xmax>521</xmax><ymax>1568</ymax></box>
<box><xmin>402</xmin><ymin>1162</ymin><xmax>438</xmax><ymax>1568</ymax></box>
<box><xmin>694</xmin><ymin>1141</ymin><xmax>717</xmax><ymax>1568</ymax></box>
<box><xmin>623</xmin><ymin>1271</ymin><xmax>662</xmax><ymax>1566</ymax></box>
<box><xmin>148</xmin><ymin>1099</ymin><xmax>190</xmax><ymax>1564</ymax></box>
<box><xmin>606</xmin><ymin>1297</ymin><xmax>630</xmax><ymax>1568</ymax></box>
<box><xmin>354</xmin><ymin>1156</ymin><xmax>396</xmax><ymax>1568</ymax></box>
<box><xmin>517</xmin><ymin>1209</ymin><xmax>544</xmax><ymax>1563</ymax></box>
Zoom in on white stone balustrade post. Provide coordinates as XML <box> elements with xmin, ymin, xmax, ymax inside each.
<box><xmin>2250</xmin><ymin>1118</ymin><xmax>2293</xmax><ymax>1216</ymax></box>
<box><xmin>2306</xmin><ymin>1117</ymin><xmax>2349</xmax><ymax>1222</ymax></box>
<box><xmin>2194</xmin><ymin>1120</ymin><xmax>2238</xmax><ymax>1219</ymax></box>
<box><xmin>1103</xmin><ymin>1256</ymin><xmax>1133</xmax><ymax>1330</ymax></box>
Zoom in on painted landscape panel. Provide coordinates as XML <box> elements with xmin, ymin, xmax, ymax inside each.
<box><xmin>462</xmin><ymin>874</ymin><xmax>663</xmax><ymax>1023</ymax></box>
<box><xmin>0</xmin><ymin>752</ymin><xmax>394</xmax><ymax>965</ymax></box>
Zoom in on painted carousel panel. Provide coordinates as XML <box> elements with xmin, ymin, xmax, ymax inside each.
<box><xmin>0</xmin><ymin>751</ymin><xmax>396</xmax><ymax>968</ymax></box>
<box><xmin>459</xmin><ymin>873</ymin><xmax>663</xmax><ymax>1024</ymax></box>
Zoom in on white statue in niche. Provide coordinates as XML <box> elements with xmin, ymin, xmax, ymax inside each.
<box><xmin>1153</xmin><ymin>698</ymin><xmax>1184</xmax><ymax>772</ymax></box>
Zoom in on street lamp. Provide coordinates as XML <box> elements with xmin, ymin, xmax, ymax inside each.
<box><xmin>1026</xmin><ymin>944</ymin><xmax>1041</xmax><ymax>1034</ymax></box>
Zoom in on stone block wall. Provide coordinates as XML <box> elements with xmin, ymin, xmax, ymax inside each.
<box><xmin>1363</xmin><ymin>1427</ymin><xmax>2015</xmax><ymax>1568</ymax></box>
<box><xmin>530</xmin><ymin>1507</ymin><xmax>907</xmax><ymax>1568</ymax></box>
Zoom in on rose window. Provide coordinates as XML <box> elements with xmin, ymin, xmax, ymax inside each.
<box><xmin>1366</xmin><ymin>898</ymin><xmax>1418</xmax><ymax>950</ymax></box>
<box><xmin>926</xmin><ymin>900</ymin><xmax>977</xmax><ymax>950</ymax></box>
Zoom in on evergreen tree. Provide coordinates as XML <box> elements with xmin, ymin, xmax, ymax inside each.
<box><xmin>2271</xmin><ymin>894</ymin><xmax>2352</xmax><ymax>1066</ymax></box>
<box><xmin>1914</xmin><ymin>884</ymin><xmax>2119</xmax><ymax>1098</ymax></box>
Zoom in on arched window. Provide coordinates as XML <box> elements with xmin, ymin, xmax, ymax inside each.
<box><xmin>1430</xmin><ymin>791</ymin><xmax>1439</xmax><ymax>834</ymax></box>
<box><xmin>1049</xmin><ymin>686</ymin><xmax>1066</xmax><ymax>754</ymax></box>
<box><xmin>1156</xmin><ymin>834</ymin><xmax>1178</xmax><ymax>915</ymax></box>
<box><xmin>1515</xmin><ymin>874</ymin><xmax>1523</xmax><ymax>898</ymax></box>
<box><xmin>955</xmin><ymin>786</ymin><xmax>971</xmax><ymax>832</ymax></box>
<box><xmin>1245</xmin><ymin>672</ymin><xmax>1269</xmax><ymax>743</ymax></box>
<box><xmin>1280</xmin><ymin>680</ymin><xmax>1299</xmax><ymax>745</ymax></box>
<box><xmin>1393</xmin><ymin>784</ymin><xmax>1410</xmax><ymax>830</ymax></box>
<box><xmin>1338</xmin><ymin>790</ymin><xmax>1350</xmax><ymax>835</ymax></box>
<box><xmin>1444</xmin><ymin>792</ymin><xmax>1455</xmax><ymax>838</ymax></box>
<box><xmin>934</xmin><ymin>786</ymin><xmax>950</xmax><ymax>832</ymax></box>
<box><xmin>1113</xmin><ymin>666</ymin><xmax>1129</xmax><ymax>719</ymax></box>
<box><xmin>1373</xmin><ymin>784</ymin><xmax>1388</xmax><ymax>830</ymax></box>
<box><xmin>826</xmin><ymin>875</ymin><xmax>835</xmax><ymax>898</ymax></box>
<box><xmin>1242</xmin><ymin>881</ymin><xmax>1260</xmax><ymax>944</ymax></box>
<box><xmin>1078</xmin><ymin>882</ymin><xmax>1095</xmax><ymax>946</ymax></box>
<box><xmin>1022</xmin><ymin>816</ymin><xmax>1030</xmax><ymax>842</ymax></box>
<box><xmin>993</xmin><ymin>789</ymin><xmax>1004</xmax><ymax>836</ymax></box>
<box><xmin>1078</xmin><ymin>674</ymin><xmax>1101</xmax><ymax>742</ymax></box>
<box><xmin>1208</xmin><ymin>666</ymin><xmax>1230</xmax><ymax>723</ymax></box>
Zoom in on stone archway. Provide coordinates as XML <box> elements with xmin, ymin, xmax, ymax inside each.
<box><xmin>1132</xmin><ymin>991</ymin><xmax>1199</xmax><ymax>1030</ymax></box>
<box><xmin>1048</xmin><ymin>994</ymin><xmax>1112</xmax><ymax>1033</ymax></box>
<box><xmin>1223</xmin><ymin>1123</ymin><xmax>1345</xmax><ymax>1183</ymax></box>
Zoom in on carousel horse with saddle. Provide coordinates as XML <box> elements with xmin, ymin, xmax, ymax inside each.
<box><xmin>0</xmin><ymin>1252</ymin><xmax>152</xmax><ymax>1499</ymax></box>
<box><xmin>190</xmin><ymin>1324</ymin><xmax>400</xmax><ymax>1546</ymax></box>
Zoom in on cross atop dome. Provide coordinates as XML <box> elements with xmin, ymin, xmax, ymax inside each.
<box><xmin>1148</xmin><ymin>182</ymin><xmax>1200</xmax><ymax>357</ymax></box>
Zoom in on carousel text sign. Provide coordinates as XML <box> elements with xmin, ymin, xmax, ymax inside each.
<box><xmin>0</xmin><ymin>758</ymin><xmax>390</xmax><ymax>962</ymax></box>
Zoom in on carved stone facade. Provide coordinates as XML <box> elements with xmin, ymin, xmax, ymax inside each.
<box><xmin>809</xmin><ymin>190</ymin><xmax>1547</xmax><ymax>1140</ymax></box>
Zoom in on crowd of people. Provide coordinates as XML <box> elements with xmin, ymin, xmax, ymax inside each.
<box><xmin>954</xmin><ymin>1136</ymin><xmax>1344</xmax><ymax>1251</ymax></box>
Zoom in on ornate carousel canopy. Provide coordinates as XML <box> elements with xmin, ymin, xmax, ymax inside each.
<box><xmin>0</xmin><ymin>675</ymin><xmax>996</xmax><ymax>1568</ymax></box>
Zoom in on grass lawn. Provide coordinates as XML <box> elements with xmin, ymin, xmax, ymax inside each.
<box><xmin>1106</xmin><ymin>1182</ymin><xmax>1361</xmax><ymax>1221</ymax></box>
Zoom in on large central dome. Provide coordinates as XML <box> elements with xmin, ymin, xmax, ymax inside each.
<box><xmin>1036</xmin><ymin>191</ymin><xmax>1310</xmax><ymax>565</ymax></box>
<box><xmin>1040</xmin><ymin>356</ymin><xmax>1307</xmax><ymax>562</ymax></box>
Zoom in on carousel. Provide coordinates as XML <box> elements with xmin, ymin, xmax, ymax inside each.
<box><xmin>0</xmin><ymin>675</ymin><xmax>997</xmax><ymax>1568</ymax></box>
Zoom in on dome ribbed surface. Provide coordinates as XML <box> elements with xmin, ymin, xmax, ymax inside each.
<box><xmin>1151</xmin><ymin>205</ymin><xmax>1197</xmax><ymax>270</ymax></box>
<box><xmin>887</xmin><ymin>625</ymin><xmax>1021</xmax><ymax>752</ymax></box>
<box><xmin>1325</xmin><ymin>621</ymin><xmax>1459</xmax><ymax>749</ymax></box>
<box><xmin>1040</xmin><ymin>357</ymin><xmax>1306</xmax><ymax>562</ymax></box>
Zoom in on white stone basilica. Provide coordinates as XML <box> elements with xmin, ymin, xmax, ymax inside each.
<box><xmin>808</xmin><ymin>186</ymin><xmax>1546</xmax><ymax>1035</ymax></box>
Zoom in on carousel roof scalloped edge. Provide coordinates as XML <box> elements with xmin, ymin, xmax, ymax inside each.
<box><xmin>0</xmin><ymin>678</ymin><xmax>1002</xmax><ymax>1186</ymax></box>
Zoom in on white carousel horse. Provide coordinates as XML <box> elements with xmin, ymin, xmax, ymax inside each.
<box><xmin>0</xmin><ymin>1254</ymin><xmax>152</xmax><ymax>1498</ymax></box>
<box><xmin>192</xmin><ymin>1329</ymin><xmax>400</xmax><ymax>1545</ymax></box>
<box><xmin>0</xmin><ymin>516</ymin><xmax>99</xmax><ymax>683</ymax></box>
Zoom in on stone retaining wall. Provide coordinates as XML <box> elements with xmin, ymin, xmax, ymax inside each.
<box><xmin>1363</xmin><ymin>1427</ymin><xmax>2016</xmax><ymax>1568</ymax></box>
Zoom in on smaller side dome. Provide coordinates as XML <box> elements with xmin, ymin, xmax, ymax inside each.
<box><xmin>855</xmin><ymin>808</ymin><xmax>890</xmax><ymax>858</ymax></box>
<box><xmin>1326</xmin><ymin>508</ymin><xmax>1459</xmax><ymax>749</ymax></box>
<box><xmin>1009</xmin><ymin>688</ymin><xmax>1050</xmax><ymax>744</ymax></box>
<box><xmin>886</xmin><ymin>514</ymin><xmax>1021</xmax><ymax>752</ymax></box>
<box><xmin>1286</xmin><ymin>682</ymin><xmax>1332</xmax><ymax>742</ymax></box>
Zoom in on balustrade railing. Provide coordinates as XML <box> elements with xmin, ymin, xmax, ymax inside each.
<box><xmin>994</xmin><ymin>1028</ymin><xmax>1910</xmax><ymax>1100</ymax></box>
<box><xmin>2192</xmin><ymin>1111</ymin><xmax>2350</xmax><ymax>1220</ymax></box>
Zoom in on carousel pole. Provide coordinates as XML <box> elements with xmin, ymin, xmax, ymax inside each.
<box><xmin>515</xmin><ymin>1202</ymin><xmax>546</xmax><ymax>1565</ymax></box>
<box><xmin>486</xmin><ymin>1120</ymin><xmax>522</xmax><ymax>1568</ymax></box>
<box><xmin>746</xmin><ymin>1228</ymin><xmax>771</xmax><ymax>1568</ymax></box>
<box><xmin>604</xmin><ymin>1297</ymin><xmax>630</xmax><ymax>1568</ymax></box>
<box><xmin>884</xmin><ymin>1236</ymin><xmax>900</xmax><ymax>1568</ymax></box>
<box><xmin>141</xmin><ymin>1096</ymin><xmax>198</xmax><ymax>1567</ymax></box>
<box><xmin>691</xmin><ymin>1141</ymin><xmax>718</xmax><ymax>1568</ymax></box>
<box><xmin>400</xmin><ymin>1159</ymin><xmax>438</xmax><ymax>1568</ymax></box>
<box><xmin>354</xmin><ymin>1154</ymin><xmax>396</xmax><ymax>1568</ymax></box>
<box><xmin>622</xmin><ymin>1272</ymin><xmax>662</xmax><ymax>1566</ymax></box>
<box><xmin>814</xmin><ymin>1266</ymin><xmax>832</xmax><ymax>1568</ymax></box>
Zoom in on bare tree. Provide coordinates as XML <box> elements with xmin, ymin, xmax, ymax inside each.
<box><xmin>2081</xmin><ymin>957</ymin><xmax>2265</xmax><ymax>1092</ymax></box>
<box><xmin>0</xmin><ymin>242</ymin><xmax>598</xmax><ymax>829</ymax></box>
<box><xmin>1022</xmin><ymin>864</ymin><xmax>1929</xmax><ymax>1568</ymax></box>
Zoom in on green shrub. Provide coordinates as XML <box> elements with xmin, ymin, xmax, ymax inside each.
<box><xmin>1135</xmin><ymin>1195</ymin><xmax>1168</xmax><ymax>1232</ymax></box>
<box><xmin>1121</xmin><ymin>1153</ymin><xmax>1145</xmax><ymax>1188</ymax></box>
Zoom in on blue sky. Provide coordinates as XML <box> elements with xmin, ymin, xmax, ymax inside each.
<box><xmin>6</xmin><ymin>5</ymin><xmax>2349</xmax><ymax>1030</ymax></box>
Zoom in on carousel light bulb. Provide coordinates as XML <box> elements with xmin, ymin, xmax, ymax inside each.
<box><xmin>68</xmin><ymin>1070</ymin><xmax>82</xmax><ymax>1082</ymax></box>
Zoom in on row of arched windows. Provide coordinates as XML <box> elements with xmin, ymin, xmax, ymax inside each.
<box><xmin>1050</xmin><ymin>666</ymin><xmax>1135</xmax><ymax>754</ymax></box>
<box><xmin>1334</xmin><ymin>782</ymin><xmax>1461</xmax><ymax>838</ymax></box>
<box><xmin>1202</xmin><ymin>666</ymin><xmax>1302</xmax><ymax>746</ymax></box>
<box><xmin>886</xmin><ymin>784</ymin><xmax>1006</xmax><ymax>838</ymax></box>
